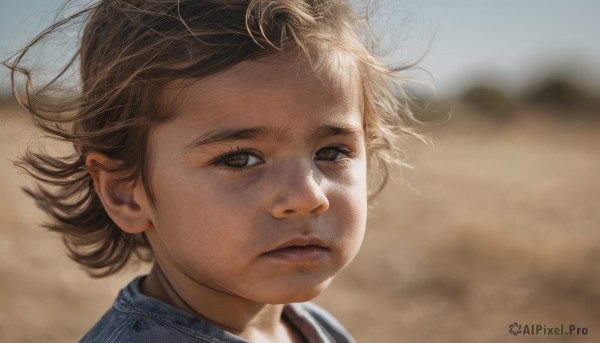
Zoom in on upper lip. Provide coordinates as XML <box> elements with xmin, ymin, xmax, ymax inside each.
<box><xmin>265</xmin><ymin>236</ymin><xmax>329</xmax><ymax>253</ymax></box>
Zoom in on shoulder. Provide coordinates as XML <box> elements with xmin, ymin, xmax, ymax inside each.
<box><xmin>285</xmin><ymin>302</ymin><xmax>356</xmax><ymax>343</ymax></box>
<box><xmin>79</xmin><ymin>305</ymin><xmax>211</xmax><ymax>343</ymax></box>
<box><xmin>79</xmin><ymin>276</ymin><xmax>247</xmax><ymax>343</ymax></box>
<box><xmin>79</xmin><ymin>305</ymin><xmax>138</xmax><ymax>343</ymax></box>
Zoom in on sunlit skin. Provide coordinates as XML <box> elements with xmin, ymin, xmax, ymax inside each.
<box><xmin>89</xmin><ymin>53</ymin><xmax>368</xmax><ymax>343</ymax></box>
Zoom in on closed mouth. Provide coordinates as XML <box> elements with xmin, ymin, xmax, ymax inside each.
<box><xmin>261</xmin><ymin>237</ymin><xmax>330</xmax><ymax>262</ymax></box>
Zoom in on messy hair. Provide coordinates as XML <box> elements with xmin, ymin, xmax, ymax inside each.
<box><xmin>4</xmin><ymin>0</ymin><xmax>424</xmax><ymax>277</ymax></box>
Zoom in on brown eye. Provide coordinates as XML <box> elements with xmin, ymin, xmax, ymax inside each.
<box><xmin>223</xmin><ymin>154</ymin><xmax>250</xmax><ymax>167</ymax></box>
<box><xmin>315</xmin><ymin>147</ymin><xmax>344</xmax><ymax>161</ymax></box>
<box><xmin>221</xmin><ymin>153</ymin><xmax>261</xmax><ymax>168</ymax></box>
<box><xmin>214</xmin><ymin>149</ymin><xmax>263</xmax><ymax>170</ymax></box>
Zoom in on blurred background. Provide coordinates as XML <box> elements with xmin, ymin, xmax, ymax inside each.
<box><xmin>1</xmin><ymin>0</ymin><xmax>599</xmax><ymax>342</ymax></box>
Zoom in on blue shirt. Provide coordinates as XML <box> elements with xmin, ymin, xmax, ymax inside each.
<box><xmin>80</xmin><ymin>276</ymin><xmax>356</xmax><ymax>342</ymax></box>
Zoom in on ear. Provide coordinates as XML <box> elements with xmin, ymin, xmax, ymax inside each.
<box><xmin>86</xmin><ymin>152</ymin><xmax>150</xmax><ymax>234</ymax></box>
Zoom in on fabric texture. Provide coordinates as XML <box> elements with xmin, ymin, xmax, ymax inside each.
<box><xmin>80</xmin><ymin>276</ymin><xmax>355</xmax><ymax>343</ymax></box>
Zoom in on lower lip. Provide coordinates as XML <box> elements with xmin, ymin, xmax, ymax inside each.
<box><xmin>261</xmin><ymin>246</ymin><xmax>329</xmax><ymax>262</ymax></box>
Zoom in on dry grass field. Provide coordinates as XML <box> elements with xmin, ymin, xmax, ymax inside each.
<box><xmin>1</xmin><ymin>103</ymin><xmax>599</xmax><ymax>342</ymax></box>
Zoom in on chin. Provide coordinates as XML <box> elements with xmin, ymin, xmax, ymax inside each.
<box><xmin>261</xmin><ymin>278</ymin><xmax>333</xmax><ymax>305</ymax></box>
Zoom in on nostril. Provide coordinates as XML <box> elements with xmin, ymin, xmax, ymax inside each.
<box><xmin>310</xmin><ymin>203</ymin><xmax>328</xmax><ymax>216</ymax></box>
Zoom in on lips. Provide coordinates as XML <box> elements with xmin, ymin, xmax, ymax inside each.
<box><xmin>261</xmin><ymin>237</ymin><xmax>330</xmax><ymax>262</ymax></box>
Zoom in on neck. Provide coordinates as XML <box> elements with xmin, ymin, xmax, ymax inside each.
<box><xmin>141</xmin><ymin>263</ymin><xmax>302</xmax><ymax>342</ymax></box>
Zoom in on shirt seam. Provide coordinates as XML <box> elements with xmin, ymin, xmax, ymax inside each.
<box><xmin>113</xmin><ymin>302</ymin><xmax>234</xmax><ymax>343</ymax></box>
<box><xmin>105</xmin><ymin>313</ymin><xmax>137</xmax><ymax>343</ymax></box>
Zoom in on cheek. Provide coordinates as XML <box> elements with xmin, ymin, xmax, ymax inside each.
<box><xmin>328</xmin><ymin>193</ymin><xmax>367</xmax><ymax>271</ymax></box>
<box><xmin>330</xmin><ymin>158</ymin><xmax>368</xmax><ymax>256</ymax></box>
<box><xmin>151</xmin><ymin>172</ymin><xmax>259</xmax><ymax>245</ymax></box>
<box><xmin>343</xmin><ymin>155</ymin><xmax>368</xmax><ymax>213</ymax></box>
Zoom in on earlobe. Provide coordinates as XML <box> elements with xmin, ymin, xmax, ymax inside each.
<box><xmin>86</xmin><ymin>152</ymin><xmax>150</xmax><ymax>234</ymax></box>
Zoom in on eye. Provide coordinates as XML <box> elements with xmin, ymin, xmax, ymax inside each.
<box><xmin>315</xmin><ymin>147</ymin><xmax>350</xmax><ymax>161</ymax></box>
<box><xmin>214</xmin><ymin>148</ymin><xmax>263</xmax><ymax>169</ymax></box>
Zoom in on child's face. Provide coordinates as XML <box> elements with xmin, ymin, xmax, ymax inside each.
<box><xmin>138</xmin><ymin>53</ymin><xmax>367</xmax><ymax>304</ymax></box>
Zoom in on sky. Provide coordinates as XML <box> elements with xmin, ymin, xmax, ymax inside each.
<box><xmin>1</xmin><ymin>0</ymin><xmax>600</xmax><ymax>97</ymax></box>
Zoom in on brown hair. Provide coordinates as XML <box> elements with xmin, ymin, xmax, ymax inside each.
<box><xmin>4</xmin><ymin>0</ymin><xmax>425</xmax><ymax>277</ymax></box>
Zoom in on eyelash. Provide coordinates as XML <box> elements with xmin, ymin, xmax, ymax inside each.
<box><xmin>211</xmin><ymin>147</ymin><xmax>263</xmax><ymax>173</ymax></box>
<box><xmin>315</xmin><ymin>146</ymin><xmax>356</xmax><ymax>163</ymax></box>
<box><xmin>211</xmin><ymin>146</ymin><xmax>356</xmax><ymax>172</ymax></box>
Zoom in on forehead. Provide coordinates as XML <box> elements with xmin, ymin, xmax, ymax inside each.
<box><xmin>164</xmin><ymin>50</ymin><xmax>362</xmax><ymax>121</ymax></box>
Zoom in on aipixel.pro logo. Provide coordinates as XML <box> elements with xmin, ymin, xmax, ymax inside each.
<box><xmin>509</xmin><ymin>322</ymin><xmax>589</xmax><ymax>336</ymax></box>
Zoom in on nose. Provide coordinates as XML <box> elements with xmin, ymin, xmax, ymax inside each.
<box><xmin>270</xmin><ymin>166</ymin><xmax>329</xmax><ymax>219</ymax></box>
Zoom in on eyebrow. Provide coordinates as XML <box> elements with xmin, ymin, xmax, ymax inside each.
<box><xmin>184</xmin><ymin>123</ymin><xmax>363</xmax><ymax>151</ymax></box>
<box><xmin>309</xmin><ymin>124</ymin><xmax>364</xmax><ymax>141</ymax></box>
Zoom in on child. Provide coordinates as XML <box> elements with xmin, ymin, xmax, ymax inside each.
<box><xmin>6</xmin><ymin>0</ymin><xmax>423</xmax><ymax>342</ymax></box>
